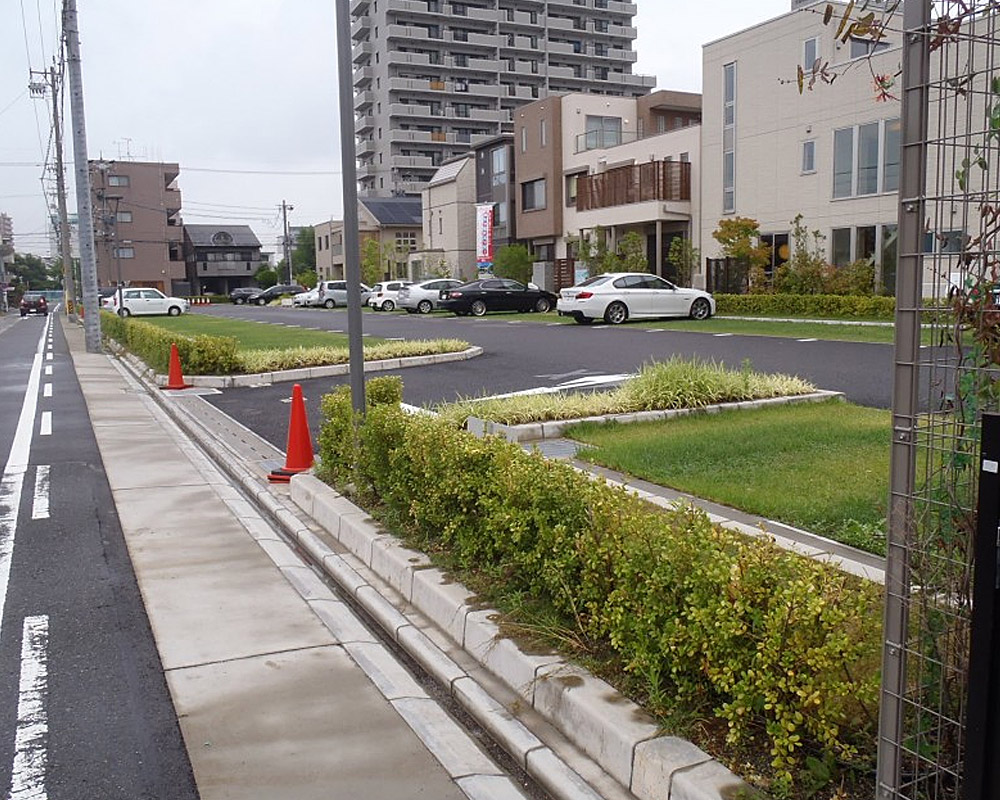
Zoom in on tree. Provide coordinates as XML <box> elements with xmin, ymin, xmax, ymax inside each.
<box><xmin>667</xmin><ymin>237</ymin><xmax>700</xmax><ymax>287</ymax></box>
<box><xmin>712</xmin><ymin>216</ymin><xmax>772</xmax><ymax>292</ymax></box>
<box><xmin>9</xmin><ymin>253</ymin><xmax>60</xmax><ymax>290</ymax></box>
<box><xmin>255</xmin><ymin>265</ymin><xmax>278</xmax><ymax>288</ymax></box>
<box><xmin>360</xmin><ymin>238</ymin><xmax>392</xmax><ymax>286</ymax></box>
<box><xmin>773</xmin><ymin>214</ymin><xmax>827</xmax><ymax>294</ymax></box>
<box><xmin>577</xmin><ymin>226</ymin><xmax>616</xmax><ymax>277</ymax></box>
<box><xmin>292</xmin><ymin>226</ymin><xmax>316</xmax><ymax>276</ymax></box>
<box><xmin>492</xmin><ymin>244</ymin><xmax>533</xmax><ymax>284</ymax></box>
<box><xmin>297</xmin><ymin>270</ymin><xmax>318</xmax><ymax>289</ymax></box>
<box><xmin>617</xmin><ymin>231</ymin><xmax>648</xmax><ymax>273</ymax></box>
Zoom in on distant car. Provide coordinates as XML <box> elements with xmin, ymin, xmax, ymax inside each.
<box><xmin>102</xmin><ymin>288</ymin><xmax>190</xmax><ymax>317</ymax></box>
<box><xmin>312</xmin><ymin>280</ymin><xmax>373</xmax><ymax>308</ymax></box>
<box><xmin>229</xmin><ymin>287</ymin><xmax>259</xmax><ymax>304</ymax></box>
<box><xmin>292</xmin><ymin>288</ymin><xmax>319</xmax><ymax>307</ymax></box>
<box><xmin>367</xmin><ymin>280</ymin><xmax>412</xmax><ymax>312</ymax></box>
<box><xmin>439</xmin><ymin>278</ymin><xmax>557</xmax><ymax>317</ymax></box>
<box><xmin>556</xmin><ymin>272</ymin><xmax>716</xmax><ymax>325</ymax></box>
<box><xmin>397</xmin><ymin>279</ymin><xmax>463</xmax><ymax>314</ymax></box>
<box><xmin>248</xmin><ymin>284</ymin><xmax>305</xmax><ymax>306</ymax></box>
<box><xmin>19</xmin><ymin>292</ymin><xmax>48</xmax><ymax>317</ymax></box>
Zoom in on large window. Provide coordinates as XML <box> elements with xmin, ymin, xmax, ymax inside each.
<box><xmin>833</xmin><ymin>128</ymin><xmax>854</xmax><ymax>198</ymax></box>
<box><xmin>803</xmin><ymin>37</ymin><xmax>818</xmax><ymax>69</ymax></box>
<box><xmin>857</xmin><ymin>122</ymin><xmax>880</xmax><ymax>195</ymax></box>
<box><xmin>491</xmin><ymin>146</ymin><xmax>507</xmax><ymax>186</ymax></box>
<box><xmin>723</xmin><ymin>62</ymin><xmax>737</xmax><ymax>212</ymax></box>
<box><xmin>831</xmin><ymin>228</ymin><xmax>852</xmax><ymax>267</ymax></box>
<box><xmin>584</xmin><ymin>115</ymin><xmax>622</xmax><ymax>149</ymax></box>
<box><xmin>802</xmin><ymin>140</ymin><xmax>816</xmax><ymax>173</ymax></box>
<box><xmin>833</xmin><ymin>119</ymin><xmax>900</xmax><ymax>198</ymax></box>
<box><xmin>521</xmin><ymin>178</ymin><xmax>546</xmax><ymax>211</ymax></box>
<box><xmin>108</xmin><ymin>175</ymin><xmax>129</xmax><ymax>187</ymax></box>
<box><xmin>883</xmin><ymin>118</ymin><xmax>901</xmax><ymax>192</ymax></box>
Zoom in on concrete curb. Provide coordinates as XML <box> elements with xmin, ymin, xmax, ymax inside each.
<box><xmin>467</xmin><ymin>389</ymin><xmax>844</xmax><ymax>443</ymax></box>
<box><xmin>289</xmin><ymin>473</ymin><xmax>751</xmax><ymax>800</ymax></box>
<box><xmin>149</xmin><ymin>345</ymin><xmax>483</xmax><ymax>388</ymax></box>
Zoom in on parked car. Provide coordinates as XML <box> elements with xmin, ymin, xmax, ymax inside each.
<box><xmin>292</xmin><ymin>288</ymin><xmax>319</xmax><ymax>307</ymax></box>
<box><xmin>439</xmin><ymin>278</ymin><xmax>557</xmax><ymax>317</ymax></box>
<box><xmin>19</xmin><ymin>292</ymin><xmax>48</xmax><ymax>317</ymax></box>
<box><xmin>312</xmin><ymin>280</ymin><xmax>373</xmax><ymax>308</ymax></box>
<box><xmin>397</xmin><ymin>279</ymin><xmax>464</xmax><ymax>314</ymax></box>
<box><xmin>367</xmin><ymin>280</ymin><xmax>412</xmax><ymax>312</ymax></box>
<box><xmin>248</xmin><ymin>283</ymin><xmax>305</xmax><ymax>306</ymax></box>
<box><xmin>229</xmin><ymin>287</ymin><xmax>259</xmax><ymax>304</ymax></box>
<box><xmin>102</xmin><ymin>288</ymin><xmax>190</xmax><ymax>317</ymax></box>
<box><xmin>556</xmin><ymin>272</ymin><xmax>715</xmax><ymax>325</ymax></box>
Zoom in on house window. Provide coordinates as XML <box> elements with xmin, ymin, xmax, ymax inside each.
<box><xmin>584</xmin><ymin>115</ymin><xmax>621</xmax><ymax>149</ymax></box>
<box><xmin>849</xmin><ymin>37</ymin><xmax>890</xmax><ymax>59</ymax></box>
<box><xmin>802</xmin><ymin>140</ymin><xmax>816</xmax><ymax>173</ymax></box>
<box><xmin>566</xmin><ymin>173</ymin><xmax>584</xmax><ymax>207</ymax></box>
<box><xmin>831</xmin><ymin>228</ymin><xmax>852</xmax><ymax>267</ymax></box>
<box><xmin>803</xmin><ymin>37</ymin><xmax>818</xmax><ymax>70</ymax></box>
<box><xmin>833</xmin><ymin>127</ymin><xmax>854</xmax><ymax>198</ymax></box>
<box><xmin>114</xmin><ymin>246</ymin><xmax>135</xmax><ymax>259</ymax></box>
<box><xmin>395</xmin><ymin>231</ymin><xmax>418</xmax><ymax>251</ymax></box>
<box><xmin>520</xmin><ymin>126</ymin><xmax>527</xmax><ymax>152</ymax></box>
<box><xmin>116</xmin><ymin>210</ymin><xmax>133</xmax><ymax>223</ymax></box>
<box><xmin>723</xmin><ymin>61</ymin><xmax>736</xmax><ymax>212</ymax></box>
<box><xmin>857</xmin><ymin>122</ymin><xmax>880</xmax><ymax>195</ymax></box>
<box><xmin>680</xmin><ymin>152</ymin><xmax>689</xmax><ymax>163</ymax></box>
<box><xmin>521</xmin><ymin>178</ymin><xmax>546</xmax><ymax>211</ymax></box>
<box><xmin>833</xmin><ymin>119</ymin><xmax>899</xmax><ymax>198</ymax></box>
<box><xmin>491</xmin><ymin>146</ymin><xmax>507</xmax><ymax>186</ymax></box>
<box><xmin>856</xmin><ymin>225</ymin><xmax>877</xmax><ymax>262</ymax></box>
<box><xmin>108</xmin><ymin>175</ymin><xmax>129</xmax><ymax>187</ymax></box>
<box><xmin>325</xmin><ymin>234</ymin><xmax>330</xmax><ymax>249</ymax></box>
<box><xmin>883</xmin><ymin>118</ymin><xmax>901</xmax><ymax>192</ymax></box>
<box><xmin>540</xmin><ymin>118</ymin><xmax>547</xmax><ymax>147</ymax></box>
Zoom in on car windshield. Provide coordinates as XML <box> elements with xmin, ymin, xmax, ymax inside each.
<box><xmin>24</xmin><ymin>293</ymin><xmax>44</xmax><ymax>300</ymax></box>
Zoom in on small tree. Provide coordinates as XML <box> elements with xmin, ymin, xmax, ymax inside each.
<box><xmin>291</xmin><ymin>226</ymin><xmax>316</xmax><ymax>275</ymax></box>
<box><xmin>667</xmin><ymin>237</ymin><xmax>700</xmax><ymax>287</ymax></box>
<box><xmin>617</xmin><ymin>231</ymin><xmax>649</xmax><ymax>273</ymax></box>
<box><xmin>254</xmin><ymin>265</ymin><xmax>278</xmax><ymax>288</ymax></box>
<box><xmin>774</xmin><ymin>214</ymin><xmax>827</xmax><ymax>294</ymax></box>
<box><xmin>360</xmin><ymin>238</ymin><xmax>397</xmax><ymax>285</ymax></box>
<box><xmin>297</xmin><ymin>269</ymin><xmax>318</xmax><ymax>289</ymax></box>
<box><xmin>578</xmin><ymin>226</ymin><xmax>618</xmax><ymax>276</ymax></box>
<box><xmin>493</xmin><ymin>244</ymin><xmax>534</xmax><ymax>284</ymax></box>
<box><xmin>712</xmin><ymin>216</ymin><xmax>772</xmax><ymax>292</ymax></box>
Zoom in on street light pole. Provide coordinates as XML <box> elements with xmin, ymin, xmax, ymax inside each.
<box><xmin>281</xmin><ymin>200</ymin><xmax>294</xmax><ymax>284</ymax></box>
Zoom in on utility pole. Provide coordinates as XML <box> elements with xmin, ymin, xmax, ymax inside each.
<box><xmin>281</xmin><ymin>200</ymin><xmax>294</xmax><ymax>284</ymax></box>
<box><xmin>49</xmin><ymin>64</ymin><xmax>77</xmax><ymax>320</ymax></box>
<box><xmin>63</xmin><ymin>0</ymin><xmax>101</xmax><ymax>351</ymax></box>
<box><xmin>334</xmin><ymin>0</ymin><xmax>365</xmax><ymax>413</ymax></box>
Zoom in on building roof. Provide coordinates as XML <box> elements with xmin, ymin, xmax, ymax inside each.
<box><xmin>360</xmin><ymin>196</ymin><xmax>422</xmax><ymax>227</ymax></box>
<box><xmin>428</xmin><ymin>155</ymin><xmax>472</xmax><ymax>188</ymax></box>
<box><xmin>183</xmin><ymin>224</ymin><xmax>261</xmax><ymax>247</ymax></box>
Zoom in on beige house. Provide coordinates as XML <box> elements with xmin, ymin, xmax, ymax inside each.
<box><xmin>701</xmin><ymin>2</ymin><xmax>902</xmax><ymax>291</ymax></box>
<box><xmin>413</xmin><ymin>154</ymin><xmax>476</xmax><ymax>281</ymax></box>
<box><xmin>88</xmin><ymin>160</ymin><xmax>185</xmax><ymax>292</ymax></box>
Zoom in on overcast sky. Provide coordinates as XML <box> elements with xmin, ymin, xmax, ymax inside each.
<box><xmin>1</xmin><ymin>1</ymin><xmax>791</xmax><ymax>257</ymax></box>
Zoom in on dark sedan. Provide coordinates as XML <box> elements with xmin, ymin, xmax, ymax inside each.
<box><xmin>439</xmin><ymin>278</ymin><xmax>557</xmax><ymax>316</ymax></box>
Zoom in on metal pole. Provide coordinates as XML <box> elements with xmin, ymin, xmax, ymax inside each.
<box><xmin>51</xmin><ymin>65</ymin><xmax>77</xmax><ymax>321</ymax></box>
<box><xmin>335</xmin><ymin>0</ymin><xmax>365</xmax><ymax>414</ymax></box>
<box><xmin>282</xmin><ymin>200</ymin><xmax>294</xmax><ymax>285</ymax></box>
<box><xmin>877</xmin><ymin>1</ymin><xmax>931</xmax><ymax>797</ymax></box>
<box><xmin>63</xmin><ymin>0</ymin><xmax>101</xmax><ymax>352</ymax></box>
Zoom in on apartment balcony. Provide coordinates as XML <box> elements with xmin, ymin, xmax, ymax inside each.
<box><xmin>461</xmin><ymin>5</ymin><xmax>500</xmax><ymax>22</ymax></box>
<box><xmin>389</xmin><ymin>76</ymin><xmax>498</xmax><ymax>96</ymax></box>
<box><xmin>354</xmin><ymin>90</ymin><xmax>376</xmax><ymax>110</ymax></box>
<box><xmin>357</xmin><ymin>140</ymin><xmax>377</xmax><ymax>157</ymax></box>
<box><xmin>604</xmin><ymin>47</ymin><xmax>638</xmax><ymax>63</ymax></box>
<box><xmin>358</xmin><ymin>163</ymin><xmax>380</xmax><ymax>180</ymax></box>
<box><xmin>394</xmin><ymin>155</ymin><xmax>436</xmax><ymax>169</ymax></box>
<box><xmin>445</xmin><ymin>30</ymin><xmax>500</xmax><ymax>48</ymax></box>
<box><xmin>545</xmin><ymin>40</ymin><xmax>575</xmax><ymax>55</ymax></box>
<box><xmin>386</xmin><ymin>23</ymin><xmax>429</xmax><ymax>40</ymax></box>
<box><xmin>441</xmin><ymin>55</ymin><xmax>500</xmax><ymax>72</ymax></box>
<box><xmin>621</xmin><ymin>72</ymin><xmax>657</xmax><ymax>89</ymax></box>
<box><xmin>164</xmin><ymin>188</ymin><xmax>182</xmax><ymax>215</ymax></box>
<box><xmin>609</xmin><ymin>1</ymin><xmax>637</xmax><ymax>13</ymax></box>
<box><xmin>577</xmin><ymin>161</ymin><xmax>691</xmax><ymax>212</ymax></box>
<box><xmin>608</xmin><ymin>24</ymin><xmax>638</xmax><ymax>38</ymax></box>
<box><xmin>545</xmin><ymin>16</ymin><xmax>575</xmax><ymax>31</ymax></box>
<box><xmin>547</xmin><ymin>65</ymin><xmax>577</xmax><ymax>79</ymax></box>
<box><xmin>389</xmin><ymin>128</ymin><xmax>479</xmax><ymax>146</ymax></box>
<box><xmin>353</xmin><ymin>66</ymin><xmax>374</xmax><ymax>87</ymax></box>
<box><xmin>355</xmin><ymin>114</ymin><xmax>375</xmax><ymax>133</ymax></box>
<box><xmin>386</xmin><ymin>0</ymin><xmax>445</xmax><ymax>15</ymax></box>
<box><xmin>388</xmin><ymin>102</ymin><xmax>441</xmax><ymax>119</ymax></box>
<box><xmin>351</xmin><ymin>17</ymin><xmax>370</xmax><ymax>40</ymax></box>
<box><xmin>352</xmin><ymin>41</ymin><xmax>373</xmax><ymax>63</ymax></box>
<box><xmin>351</xmin><ymin>0</ymin><xmax>370</xmax><ymax>14</ymax></box>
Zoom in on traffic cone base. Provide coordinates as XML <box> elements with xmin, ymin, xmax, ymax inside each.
<box><xmin>268</xmin><ymin>383</ymin><xmax>314</xmax><ymax>483</ymax></box>
<box><xmin>163</xmin><ymin>342</ymin><xmax>191</xmax><ymax>390</ymax></box>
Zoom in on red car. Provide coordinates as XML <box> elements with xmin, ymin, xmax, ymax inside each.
<box><xmin>19</xmin><ymin>292</ymin><xmax>48</xmax><ymax>317</ymax></box>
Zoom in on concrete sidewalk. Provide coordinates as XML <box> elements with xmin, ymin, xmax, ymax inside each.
<box><xmin>63</xmin><ymin>319</ymin><xmax>516</xmax><ymax>800</ymax></box>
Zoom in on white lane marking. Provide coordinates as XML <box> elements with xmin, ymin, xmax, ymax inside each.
<box><xmin>43</xmin><ymin>367</ymin><xmax>51</xmax><ymax>377</ymax></box>
<box><xmin>9</xmin><ymin>614</ymin><xmax>49</xmax><ymax>800</ymax></box>
<box><xmin>31</xmin><ymin>467</ymin><xmax>49</xmax><ymax>521</ymax></box>
<box><xmin>44</xmin><ymin>353</ymin><xmax>51</xmax><ymax>362</ymax></box>
<box><xmin>546</xmin><ymin>322</ymin><xmax>562</xmax><ymax>326</ymax></box>
<box><xmin>474</xmin><ymin>373</ymin><xmax>632</xmax><ymax>401</ymax></box>
<box><xmin>39</xmin><ymin>414</ymin><xmax>52</xmax><ymax>437</ymax></box>
<box><xmin>714</xmin><ymin>333</ymin><xmax>734</xmax><ymax>337</ymax></box>
<box><xmin>42</xmin><ymin>384</ymin><xmax>52</xmax><ymax>399</ymax></box>
<box><xmin>646</xmin><ymin>328</ymin><xmax>665</xmax><ymax>332</ymax></box>
<box><xmin>797</xmin><ymin>338</ymin><xmax>819</xmax><ymax>343</ymax></box>
<box><xmin>0</xmin><ymin>321</ymin><xmax>47</xmax><ymax>647</ymax></box>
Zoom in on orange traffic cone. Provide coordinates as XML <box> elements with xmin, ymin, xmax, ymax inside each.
<box><xmin>163</xmin><ymin>342</ymin><xmax>191</xmax><ymax>390</ymax></box>
<box><xmin>268</xmin><ymin>383</ymin><xmax>314</xmax><ymax>483</ymax></box>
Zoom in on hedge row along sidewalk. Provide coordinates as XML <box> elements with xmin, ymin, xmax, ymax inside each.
<box><xmin>317</xmin><ymin>376</ymin><xmax>883</xmax><ymax>798</ymax></box>
<box><xmin>99</xmin><ymin>311</ymin><xmax>474</xmax><ymax>381</ymax></box>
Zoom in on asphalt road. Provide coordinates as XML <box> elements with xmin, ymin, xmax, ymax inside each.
<box><xmin>200</xmin><ymin>304</ymin><xmax>893</xmax><ymax>450</ymax></box>
<box><xmin>0</xmin><ymin>314</ymin><xmax>197</xmax><ymax>799</ymax></box>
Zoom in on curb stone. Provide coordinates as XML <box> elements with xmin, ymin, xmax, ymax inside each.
<box><xmin>288</xmin><ymin>473</ymin><xmax>750</xmax><ymax>800</ymax></box>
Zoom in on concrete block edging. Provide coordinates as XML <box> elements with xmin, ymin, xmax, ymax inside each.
<box><xmin>289</xmin><ymin>474</ymin><xmax>748</xmax><ymax>800</ymax></box>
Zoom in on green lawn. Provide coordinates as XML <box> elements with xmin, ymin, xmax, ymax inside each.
<box><xmin>141</xmin><ymin>314</ymin><xmax>383</xmax><ymax>351</ymax></box>
<box><xmin>569</xmin><ymin>399</ymin><xmax>890</xmax><ymax>553</ymax></box>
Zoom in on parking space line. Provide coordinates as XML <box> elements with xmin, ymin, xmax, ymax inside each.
<box><xmin>39</xmin><ymin>413</ymin><xmax>51</xmax><ymax>437</ymax></box>
<box><xmin>31</xmin><ymin>467</ymin><xmax>49</xmax><ymax>521</ymax></box>
<box><xmin>9</xmin><ymin>614</ymin><xmax>49</xmax><ymax>800</ymax></box>
<box><xmin>714</xmin><ymin>333</ymin><xmax>734</xmax><ymax>337</ymax></box>
<box><xmin>646</xmin><ymin>328</ymin><xmax>665</xmax><ymax>333</ymax></box>
<box><xmin>797</xmin><ymin>338</ymin><xmax>819</xmax><ymax>342</ymax></box>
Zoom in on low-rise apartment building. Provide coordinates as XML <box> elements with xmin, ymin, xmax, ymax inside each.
<box><xmin>182</xmin><ymin>225</ymin><xmax>266</xmax><ymax>295</ymax></box>
<box><xmin>415</xmin><ymin>153</ymin><xmax>476</xmax><ymax>280</ymax></box>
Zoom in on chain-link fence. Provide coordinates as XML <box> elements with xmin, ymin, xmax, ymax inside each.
<box><xmin>880</xmin><ymin>2</ymin><xmax>1000</xmax><ymax>798</ymax></box>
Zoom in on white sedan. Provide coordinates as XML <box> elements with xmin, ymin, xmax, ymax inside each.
<box><xmin>102</xmin><ymin>288</ymin><xmax>190</xmax><ymax>317</ymax></box>
<box><xmin>556</xmin><ymin>272</ymin><xmax>715</xmax><ymax>325</ymax></box>
<box><xmin>397</xmin><ymin>278</ymin><xmax>463</xmax><ymax>314</ymax></box>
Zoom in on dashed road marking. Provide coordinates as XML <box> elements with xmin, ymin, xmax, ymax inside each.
<box><xmin>39</xmin><ymin>413</ymin><xmax>51</xmax><ymax>437</ymax></box>
<box><xmin>44</xmin><ymin>353</ymin><xmax>51</xmax><ymax>362</ymax></box>
<box><xmin>9</xmin><ymin>614</ymin><xmax>49</xmax><ymax>800</ymax></box>
<box><xmin>31</xmin><ymin>467</ymin><xmax>49</xmax><ymax>521</ymax></box>
<box><xmin>43</xmin><ymin>367</ymin><xmax>51</xmax><ymax>377</ymax></box>
<box><xmin>42</xmin><ymin>384</ymin><xmax>52</xmax><ymax>398</ymax></box>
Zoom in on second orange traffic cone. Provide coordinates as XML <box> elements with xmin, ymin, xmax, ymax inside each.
<box><xmin>268</xmin><ymin>383</ymin><xmax>314</xmax><ymax>483</ymax></box>
<box><xmin>163</xmin><ymin>342</ymin><xmax>191</xmax><ymax>390</ymax></box>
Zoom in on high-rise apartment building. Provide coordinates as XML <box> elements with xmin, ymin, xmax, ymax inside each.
<box><xmin>350</xmin><ymin>0</ymin><xmax>654</xmax><ymax>197</ymax></box>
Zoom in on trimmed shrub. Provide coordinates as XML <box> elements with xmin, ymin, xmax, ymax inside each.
<box><xmin>99</xmin><ymin>311</ymin><xmax>240</xmax><ymax>374</ymax></box>
<box><xmin>316</xmin><ymin>383</ymin><xmax>882</xmax><ymax>788</ymax></box>
<box><xmin>715</xmin><ymin>293</ymin><xmax>895</xmax><ymax>320</ymax></box>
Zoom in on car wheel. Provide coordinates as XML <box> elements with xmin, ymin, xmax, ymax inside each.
<box><xmin>257</xmin><ymin>297</ymin><xmax>267</xmax><ymax>306</ymax></box>
<box><xmin>417</xmin><ymin>299</ymin><xmax>433</xmax><ymax>314</ymax></box>
<box><xmin>689</xmin><ymin>297</ymin><xmax>712</xmax><ymax>320</ymax></box>
<box><xmin>118</xmin><ymin>308</ymin><xmax>131</xmax><ymax>318</ymax></box>
<box><xmin>533</xmin><ymin>297</ymin><xmax>551</xmax><ymax>313</ymax></box>
<box><xmin>470</xmin><ymin>300</ymin><xmax>487</xmax><ymax>317</ymax></box>
<box><xmin>381</xmin><ymin>299</ymin><xmax>395</xmax><ymax>312</ymax></box>
<box><xmin>603</xmin><ymin>301</ymin><xmax>628</xmax><ymax>325</ymax></box>
<box><xmin>324</xmin><ymin>298</ymin><xmax>335</xmax><ymax>309</ymax></box>
<box><xmin>574</xmin><ymin>316</ymin><xmax>594</xmax><ymax>325</ymax></box>
<box><xmin>20</xmin><ymin>312</ymin><xmax>26</xmax><ymax>318</ymax></box>
<box><xmin>168</xmin><ymin>306</ymin><xmax>181</xmax><ymax>316</ymax></box>
<box><xmin>235</xmin><ymin>297</ymin><xmax>245</xmax><ymax>305</ymax></box>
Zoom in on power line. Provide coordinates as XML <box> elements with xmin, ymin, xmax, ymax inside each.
<box><xmin>183</xmin><ymin>166</ymin><xmax>342</xmax><ymax>176</ymax></box>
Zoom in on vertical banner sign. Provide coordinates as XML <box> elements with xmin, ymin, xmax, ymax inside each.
<box><xmin>475</xmin><ymin>204</ymin><xmax>494</xmax><ymax>272</ymax></box>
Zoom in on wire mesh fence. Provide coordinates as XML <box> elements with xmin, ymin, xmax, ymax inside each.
<box><xmin>881</xmin><ymin>2</ymin><xmax>1000</xmax><ymax>798</ymax></box>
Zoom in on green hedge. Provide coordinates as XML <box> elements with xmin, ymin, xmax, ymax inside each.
<box><xmin>715</xmin><ymin>293</ymin><xmax>896</xmax><ymax>320</ymax></box>
<box><xmin>100</xmin><ymin>311</ymin><xmax>240</xmax><ymax>374</ymax></box>
<box><xmin>317</xmin><ymin>377</ymin><xmax>882</xmax><ymax>788</ymax></box>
